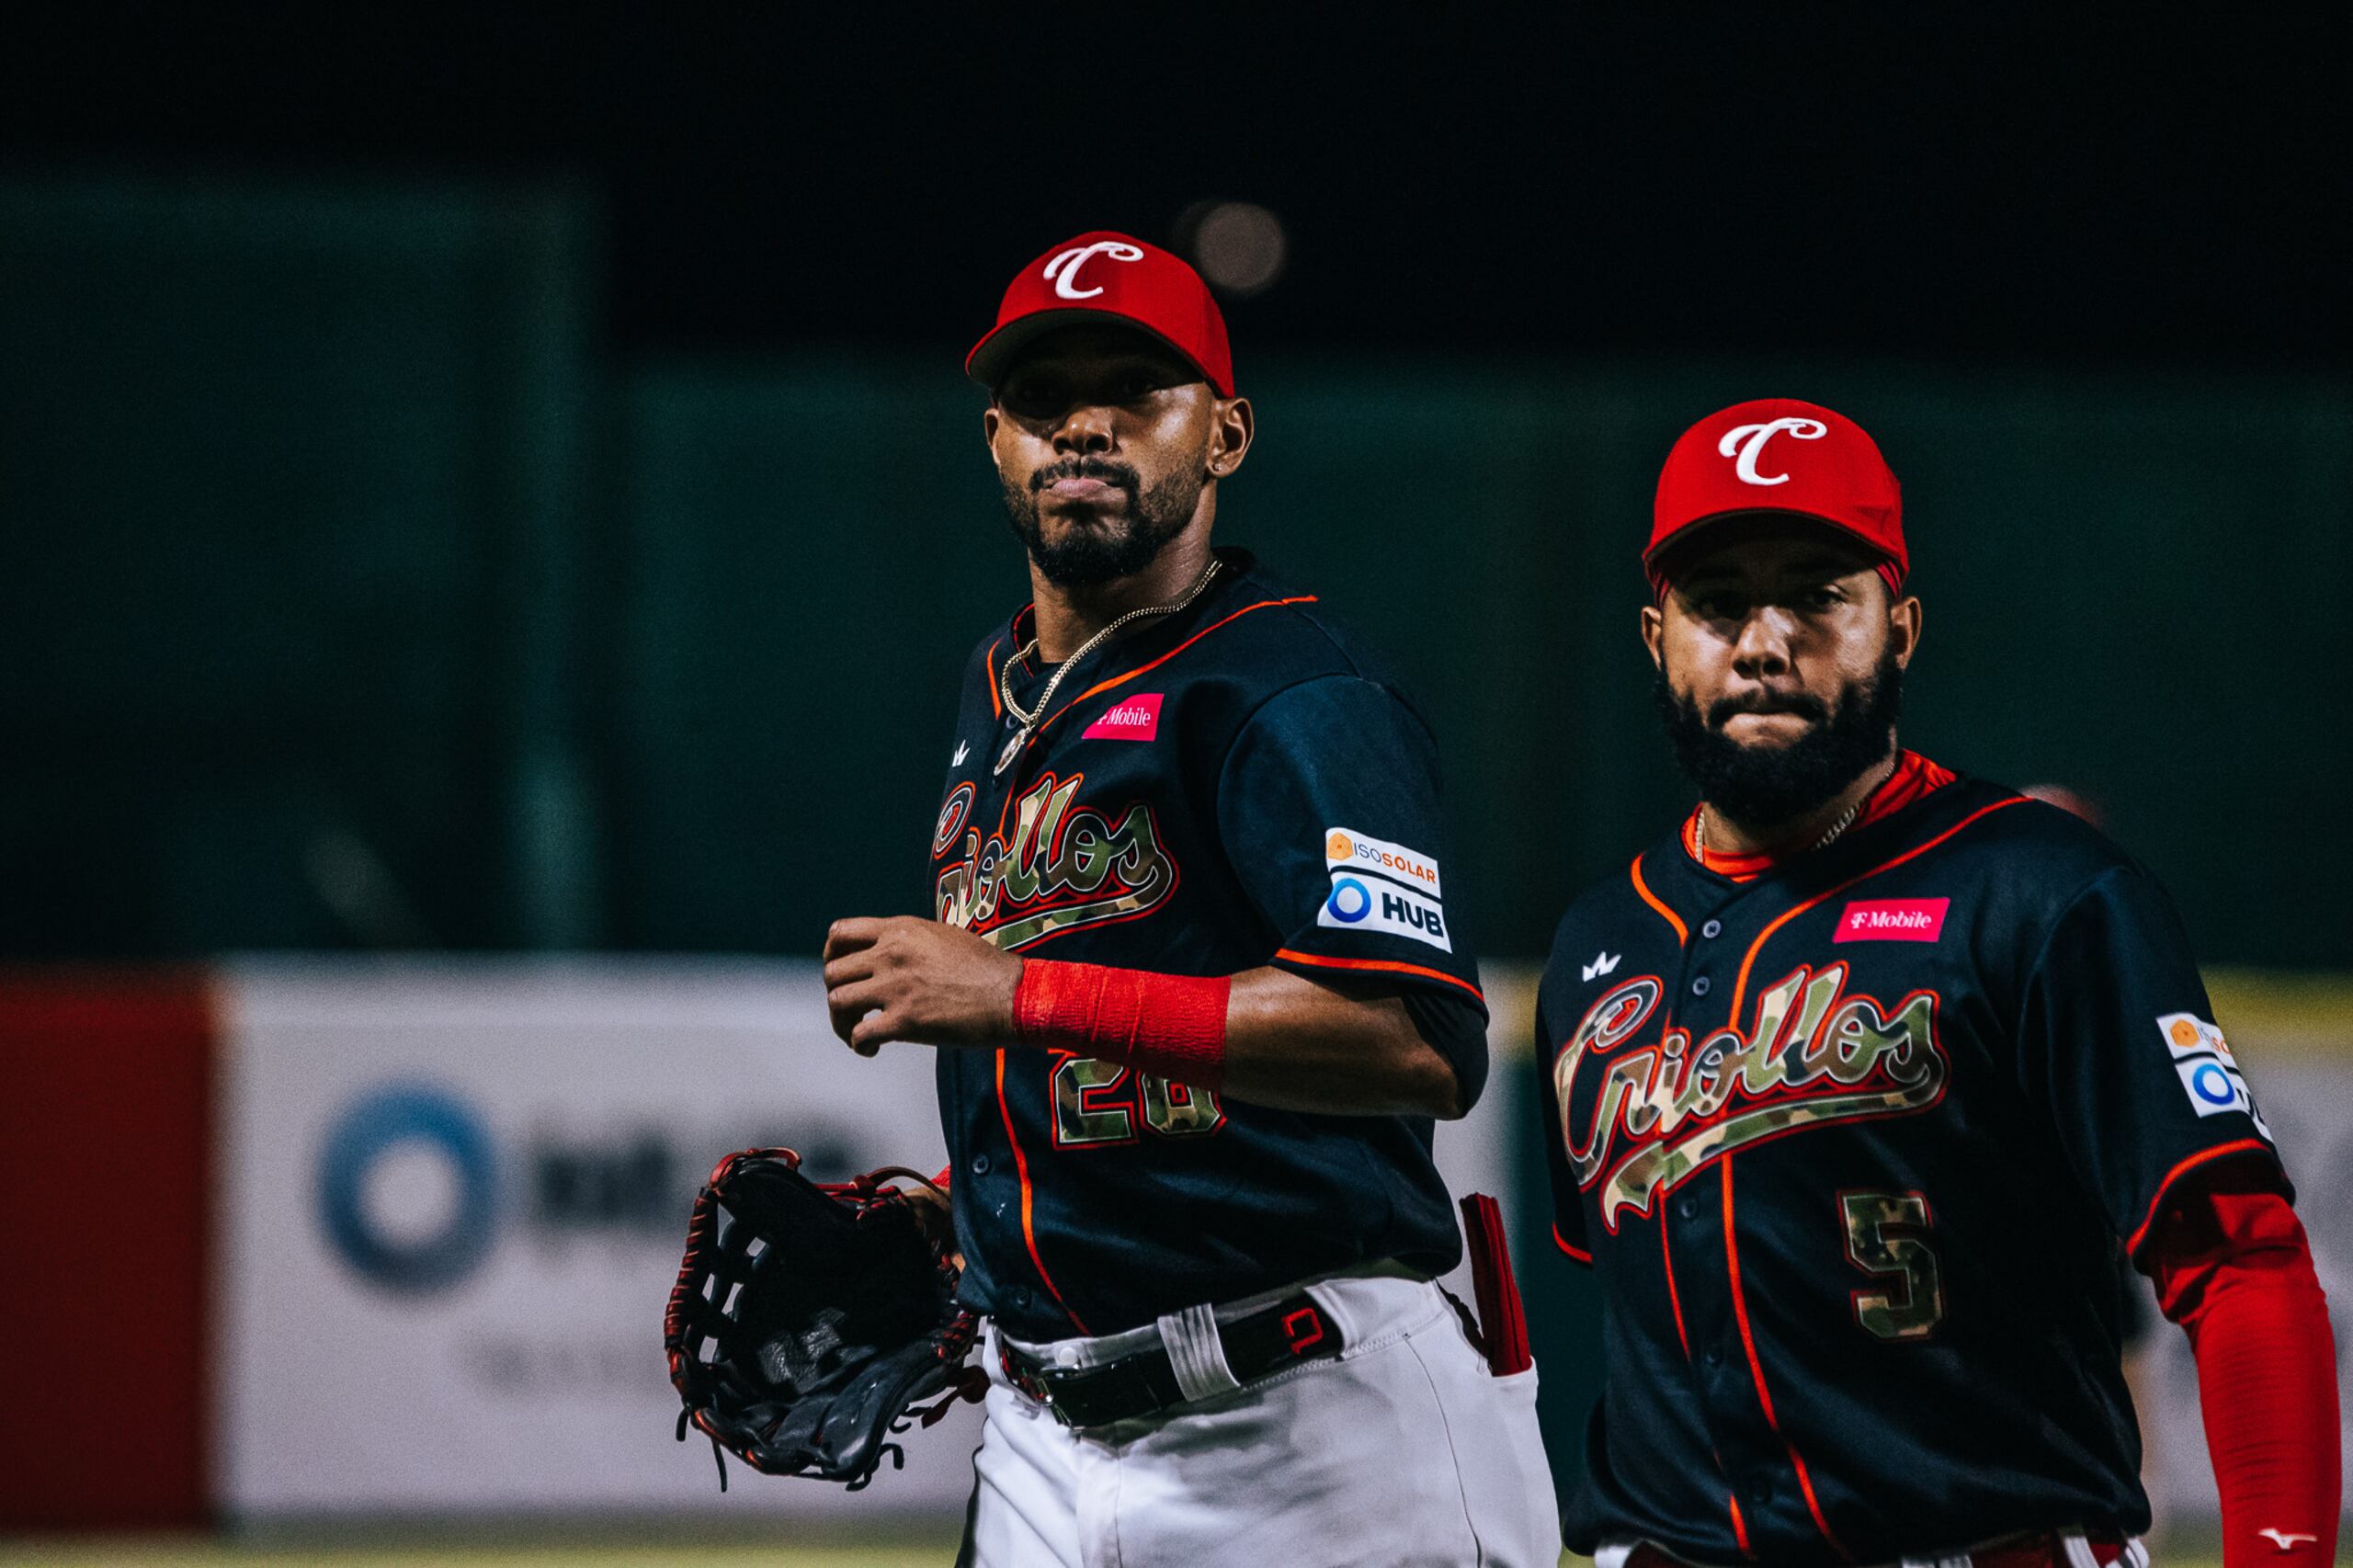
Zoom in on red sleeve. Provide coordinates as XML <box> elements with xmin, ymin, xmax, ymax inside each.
<box><xmin>2142</xmin><ymin>1166</ymin><xmax>2339</xmax><ymax>1568</ymax></box>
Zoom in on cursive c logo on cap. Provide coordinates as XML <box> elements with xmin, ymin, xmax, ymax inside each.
<box><xmin>1044</xmin><ymin>241</ymin><xmax>1145</xmax><ymax>300</ymax></box>
<box><xmin>1717</xmin><ymin>416</ymin><xmax>1828</xmax><ymax>486</ymax></box>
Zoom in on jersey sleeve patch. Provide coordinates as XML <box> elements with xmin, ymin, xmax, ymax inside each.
<box><xmin>1318</xmin><ymin>868</ymin><xmax>1450</xmax><ymax>950</ymax></box>
<box><xmin>2017</xmin><ymin>865</ymin><xmax>2282</xmax><ymax>1246</ymax></box>
<box><xmin>1318</xmin><ymin>826</ymin><xmax>1449</xmax><ymax>949</ymax></box>
<box><xmin>1324</xmin><ymin>826</ymin><xmax>1442</xmax><ymax>898</ymax></box>
<box><xmin>2158</xmin><ymin>1012</ymin><xmax>2271</xmax><ymax>1137</ymax></box>
<box><xmin>1220</xmin><ymin>677</ymin><xmax>1482</xmax><ymax>1004</ymax></box>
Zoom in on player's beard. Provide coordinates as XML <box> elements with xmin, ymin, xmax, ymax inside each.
<box><xmin>1001</xmin><ymin>456</ymin><xmax>1205</xmax><ymax>587</ymax></box>
<box><xmin>1654</xmin><ymin>646</ymin><xmax>1905</xmax><ymax>832</ymax></box>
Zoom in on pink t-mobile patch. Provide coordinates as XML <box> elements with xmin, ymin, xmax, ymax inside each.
<box><xmin>1083</xmin><ymin>692</ymin><xmax>1164</xmax><ymax>742</ymax></box>
<box><xmin>1833</xmin><ymin>897</ymin><xmax>1949</xmax><ymax>943</ymax></box>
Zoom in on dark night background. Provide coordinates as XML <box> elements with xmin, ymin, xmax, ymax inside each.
<box><xmin>8</xmin><ymin>10</ymin><xmax>2345</xmax><ymax>365</ymax></box>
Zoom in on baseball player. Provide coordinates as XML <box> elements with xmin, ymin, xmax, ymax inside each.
<box><xmin>1536</xmin><ymin>399</ymin><xmax>2340</xmax><ymax>1566</ymax></box>
<box><xmin>819</xmin><ymin>233</ymin><xmax>1560</xmax><ymax>1566</ymax></box>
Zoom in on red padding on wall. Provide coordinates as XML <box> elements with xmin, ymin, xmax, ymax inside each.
<box><xmin>0</xmin><ymin>970</ymin><xmax>215</xmax><ymax>1528</ymax></box>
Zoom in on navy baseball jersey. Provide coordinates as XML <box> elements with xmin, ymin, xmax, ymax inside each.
<box><xmin>1537</xmin><ymin>754</ymin><xmax>2289</xmax><ymax>1563</ymax></box>
<box><xmin>930</xmin><ymin>547</ymin><xmax>1487</xmax><ymax>1344</ymax></box>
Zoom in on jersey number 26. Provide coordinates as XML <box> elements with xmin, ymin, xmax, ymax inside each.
<box><xmin>1052</xmin><ymin>1055</ymin><xmax>1225</xmax><ymax>1147</ymax></box>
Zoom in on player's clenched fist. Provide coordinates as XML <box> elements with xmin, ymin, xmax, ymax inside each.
<box><xmin>822</xmin><ymin>915</ymin><xmax>1022</xmax><ymax>1056</ymax></box>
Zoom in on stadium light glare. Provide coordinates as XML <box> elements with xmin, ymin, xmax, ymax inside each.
<box><xmin>1177</xmin><ymin>199</ymin><xmax>1287</xmax><ymax>298</ymax></box>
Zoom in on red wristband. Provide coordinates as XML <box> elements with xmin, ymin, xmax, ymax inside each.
<box><xmin>1011</xmin><ymin>960</ymin><xmax>1231</xmax><ymax>1089</ymax></box>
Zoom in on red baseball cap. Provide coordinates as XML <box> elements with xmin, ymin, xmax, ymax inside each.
<box><xmin>965</xmin><ymin>231</ymin><xmax>1234</xmax><ymax>397</ymax></box>
<box><xmin>1645</xmin><ymin>398</ymin><xmax>1906</xmax><ymax>595</ymax></box>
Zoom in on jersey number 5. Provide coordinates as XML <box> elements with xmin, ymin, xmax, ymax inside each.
<box><xmin>1839</xmin><ymin>1190</ymin><xmax>1945</xmax><ymax>1341</ymax></box>
<box><xmin>1052</xmin><ymin>1055</ymin><xmax>1225</xmax><ymax>1147</ymax></box>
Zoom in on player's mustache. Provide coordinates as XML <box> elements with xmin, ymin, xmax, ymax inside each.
<box><xmin>1708</xmin><ymin>691</ymin><xmax>1828</xmax><ymax>728</ymax></box>
<box><xmin>1030</xmin><ymin>457</ymin><xmax>1142</xmax><ymax>493</ymax></box>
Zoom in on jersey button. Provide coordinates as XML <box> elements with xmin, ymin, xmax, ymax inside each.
<box><xmin>970</xmin><ymin>1153</ymin><xmax>993</xmax><ymax>1176</ymax></box>
<box><xmin>1690</xmin><ymin>976</ymin><xmax>1711</xmax><ymax>997</ymax></box>
<box><xmin>1011</xmin><ymin>1285</ymin><xmax>1034</xmax><ymax>1310</ymax></box>
<box><xmin>1745</xmin><ymin>1479</ymin><xmax>1772</xmax><ymax>1506</ymax></box>
<box><xmin>1703</xmin><ymin>1345</ymin><xmax>1723</xmax><ymax>1368</ymax></box>
<box><xmin>1677</xmin><ymin>1195</ymin><xmax>1699</xmax><ymax>1221</ymax></box>
<box><xmin>1700</xmin><ymin>918</ymin><xmax>1722</xmax><ymax>938</ymax></box>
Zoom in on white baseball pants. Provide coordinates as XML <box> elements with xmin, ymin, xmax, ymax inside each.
<box><xmin>957</xmin><ymin>1272</ymin><xmax>1562</xmax><ymax>1567</ymax></box>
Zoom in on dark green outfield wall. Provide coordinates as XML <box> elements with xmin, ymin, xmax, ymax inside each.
<box><xmin>613</xmin><ymin>357</ymin><xmax>2353</xmax><ymax>968</ymax></box>
<box><xmin>1</xmin><ymin>177</ymin><xmax>598</xmax><ymax>954</ymax></box>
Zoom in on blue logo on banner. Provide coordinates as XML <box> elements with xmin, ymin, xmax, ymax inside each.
<box><xmin>317</xmin><ymin>1084</ymin><xmax>498</xmax><ymax>1293</ymax></box>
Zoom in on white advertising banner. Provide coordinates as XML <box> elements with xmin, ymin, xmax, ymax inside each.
<box><xmin>215</xmin><ymin>958</ymin><xmax>1513</xmax><ymax>1520</ymax></box>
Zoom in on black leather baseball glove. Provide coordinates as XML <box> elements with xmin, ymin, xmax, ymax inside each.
<box><xmin>664</xmin><ymin>1147</ymin><xmax>984</xmax><ymax>1491</ymax></box>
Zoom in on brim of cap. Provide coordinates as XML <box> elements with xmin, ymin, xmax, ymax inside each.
<box><xmin>1643</xmin><ymin>506</ymin><xmax>1899</xmax><ymax>574</ymax></box>
<box><xmin>965</xmin><ymin>309</ymin><xmax>1228</xmax><ymax>397</ymax></box>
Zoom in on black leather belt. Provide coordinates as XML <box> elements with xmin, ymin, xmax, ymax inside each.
<box><xmin>998</xmin><ymin>1292</ymin><xmax>1346</xmax><ymax>1427</ymax></box>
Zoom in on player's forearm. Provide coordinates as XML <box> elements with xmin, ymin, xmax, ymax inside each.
<box><xmin>2183</xmin><ymin>1258</ymin><xmax>2339</xmax><ymax>1568</ymax></box>
<box><xmin>1220</xmin><ymin>966</ymin><xmax>1464</xmax><ymax>1117</ymax></box>
<box><xmin>1012</xmin><ymin>958</ymin><xmax>1464</xmax><ymax>1119</ymax></box>
<box><xmin>2146</xmin><ymin>1182</ymin><xmax>2341</xmax><ymax>1567</ymax></box>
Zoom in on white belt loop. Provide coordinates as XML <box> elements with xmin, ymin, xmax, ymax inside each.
<box><xmin>2059</xmin><ymin>1531</ymin><xmax>2102</xmax><ymax>1568</ymax></box>
<box><xmin>1156</xmin><ymin>1301</ymin><xmax>1242</xmax><ymax>1403</ymax></box>
<box><xmin>1592</xmin><ymin>1547</ymin><xmax>1633</xmax><ymax>1568</ymax></box>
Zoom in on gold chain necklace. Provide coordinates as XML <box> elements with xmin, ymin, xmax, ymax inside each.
<box><xmin>995</xmin><ymin>559</ymin><xmax>1222</xmax><ymax>776</ymax></box>
<box><xmin>1695</xmin><ymin>796</ymin><xmax>1864</xmax><ymax>861</ymax></box>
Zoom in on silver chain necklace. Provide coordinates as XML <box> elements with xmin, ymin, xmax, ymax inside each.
<box><xmin>1695</xmin><ymin>796</ymin><xmax>1864</xmax><ymax>861</ymax></box>
<box><xmin>994</xmin><ymin>558</ymin><xmax>1222</xmax><ymax>776</ymax></box>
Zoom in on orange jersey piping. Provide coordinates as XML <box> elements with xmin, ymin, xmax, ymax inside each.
<box><xmin>994</xmin><ymin>1048</ymin><xmax>1091</xmax><ymax>1335</ymax></box>
<box><xmin>1631</xmin><ymin>853</ymin><xmax>1689</xmax><ymax>945</ymax></box>
<box><xmin>1272</xmin><ymin>948</ymin><xmax>1485</xmax><ymax>1005</ymax></box>
<box><xmin>1727</xmin><ymin>796</ymin><xmax>2029</xmax><ymax>1021</ymax></box>
<box><xmin>1661</xmin><ymin>1213</ymin><xmax>1692</xmax><ymax>1358</ymax></box>
<box><xmin>1032</xmin><ymin>595</ymin><xmax>1321</xmax><ymax>740</ymax></box>
<box><xmin>2124</xmin><ymin>1136</ymin><xmax>2277</xmax><ymax>1256</ymax></box>
<box><xmin>1724</xmin><ymin>1157</ymin><xmax>1851</xmax><ymax>1559</ymax></box>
